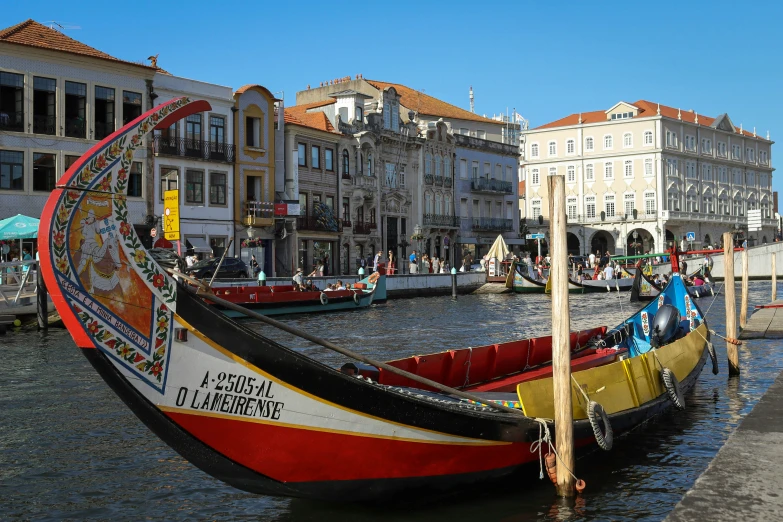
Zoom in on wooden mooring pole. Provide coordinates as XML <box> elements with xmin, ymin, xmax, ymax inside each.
<box><xmin>723</xmin><ymin>232</ymin><xmax>739</xmax><ymax>376</ymax></box>
<box><xmin>772</xmin><ymin>253</ymin><xmax>777</xmax><ymax>302</ymax></box>
<box><xmin>37</xmin><ymin>263</ymin><xmax>48</xmax><ymax>330</ymax></box>
<box><xmin>740</xmin><ymin>248</ymin><xmax>749</xmax><ymax>329</ymax></box>
<box><xmin>548</xmin><ymin>175</ymin><xmax>575</xmax><ymax>497</ymax></box>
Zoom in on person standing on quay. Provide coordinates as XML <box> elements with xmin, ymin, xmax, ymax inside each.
<box><xmin>387</xmin><ymin>250</ymin><xmax>395</xmax><ymax>275</ymax></box>
<box><xmin>409</xmin><ymin>249</ymin><xmax>418</xmax><ymax>274</ymax></box>
<box><xmin>373</xmin><ymin>250</ymin><xmax>382</xmax><ymax>274</ymax></box>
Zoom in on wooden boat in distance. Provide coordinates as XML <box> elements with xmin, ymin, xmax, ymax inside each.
<box><xmin>505</xmin><ymin>260</ymin><xmax>547</xmax><ymax>293</ymax></box>
<box><xmin>39</xmin><ymin>97</ymin><xmax>712</xmax><ymax>502</ymax></box>
<box><xmin>207</xmin><ymin>271</ymin><xmax>384</xmax><ymax>318</ymax></box>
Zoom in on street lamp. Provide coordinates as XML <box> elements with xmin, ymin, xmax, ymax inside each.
<box><xmin>399</xmin><ymin>234</ymin><xmax>410</xmax><ymax>274</ymax></box>
<box><xmin>632</xmin><ymin>230</ymin><xmax>639</xmax><ymax>255</ymax></box>
<box><xmin>412</xmin><ymin>224</ymin><xmax>424</xmax><ymax>273</ymax></box>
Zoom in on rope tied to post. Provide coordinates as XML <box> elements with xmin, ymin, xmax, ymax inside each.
<box><xmin>529</xmin><ymin>417</ymin><xmax>586</xmax><ymax>492</ymax></box>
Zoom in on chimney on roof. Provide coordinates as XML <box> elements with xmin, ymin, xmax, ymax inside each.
<box><xmin>656</xmin><ymin>103</ymin><xmax>661</xmax><ymax>115</ymax></box>
<box><xmin>469</xmin><ymin>86</ymin><xmax>474</xmax><ymax>113</ymax></box>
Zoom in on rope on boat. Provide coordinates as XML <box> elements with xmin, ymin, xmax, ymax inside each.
<box><xmin>463</xmin><ymin>347</ymin><xmax>473</xmax><ymax>387</ymax></box>
<box><xmin>530</xmin><ymin>417</ymin><xmax>585</xmax><ymax>492</ymax></box>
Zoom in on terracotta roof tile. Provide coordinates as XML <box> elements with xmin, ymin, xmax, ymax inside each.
<box><xmin>535</xmin><ymin>99</ymin><xmax>767</xmax><ymax>140</ymax></box>
<box><xmin>284</xmin><ymin>106</ymin><xmax>338</xmax><ymax>134</ymax></box>
<box><xmin>0</xmin><ymin>19</ymin><xmax>157</xmax><ymax>70</ymax></box>
<box><xmin>365</xmin><ymin>79</ymin><xmax>499</xmax><ymax>124</ymax></box>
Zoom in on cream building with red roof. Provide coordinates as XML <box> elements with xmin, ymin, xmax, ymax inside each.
<box><xmin>521</xmin><ymin>100</ymin><xmax>775</xmax><ymax>256</ymax></box>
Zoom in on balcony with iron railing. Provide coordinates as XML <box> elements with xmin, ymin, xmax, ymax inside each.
<box><xmin>471</xmin><ymin>177</ymin><xmax>513</xmax><ymax>194</ymax></box>
<box><xmin>0</xmin><ymin>111</ymin><xmax>23</xmax><ymax>132</ymax></box>
<box><xmin>153</xmin><ymin>136</ymin><xmax>236</xmax><ymax>163</ymax></box>
<box><xmin>296</xmin><ymin>215</ymin><xmax>343</xmax><ymax>233</ymax></box>
<box><xmin>243</xmin><ymin>200</ymin><xmax>274</xmax><ymax>226</ymax></box>
<box><xmin>444</xmin><ymin>176</ymin><xmax>453</xmax><ymax>188</ymax></box>
<box><xmin>353</xmin><ymin>221</ymin><xmax>373</xmax><ymax>235</ymax></box>
<box><xmin>424</xmin><ymin>214</ymin><xmax>460</xmax><ymax>228</ymax></box>
<box><xmin>472</xmin><ymin>218</ymin><xmax>513</xmax><ymax>232</ymax></box>
<box><xmin>434</xmin><ymin>175</ymin><xmax>444</xmax><ymax>186</ymax></box>
<box><xmin>341</xmin><ymin>218</ymin><xmax>351</xmax><ymax>228</ymax></box>
<box><xmin>424</xmin><ymin>173</ymin><xmax>434</xmax><ymax>185</ymax></box>
<box><xmin>33</xmin><ymin>114</ymin><xmax>56</xmax><ymax>135</ymax></box>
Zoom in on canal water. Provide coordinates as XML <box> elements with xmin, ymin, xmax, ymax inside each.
<box><xmin>1</xmin><ymin>281</ymin><xmax>781</xmax><ymax>521</ymax></box>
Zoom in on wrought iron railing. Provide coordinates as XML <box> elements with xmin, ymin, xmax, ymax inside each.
<box><xmin>444</xmin><ymin>177</ymin><xmax>453</xmax><ymax>188</ymax></box>
<box><xmin>434</xmin><ymin>175</ymin><xmax>444</xmax><ymax>186</ymax></box>
<box><xmin>342</xmin><ymin>219</ymin><xmax>352</xmax><ymax>228</ymax></box>
<box><xmin>424</xmin><ymin>173</ymin><xmax>434</xmax><ymax>185</ymax></box>
<box><xmin>65</xmin><ymin>117</ymin><xmax>86</xmax><ymax>138</ymax></box>
<box><xmin>424</xmin><ymin>214</ymin><xmax>460</xmax><ymax>227</ymax></box>
<box><xmin>0</xmin><ymin>111</ymin><xmax>23</xmax><ymax>132</ymax></box>
<box><xmin>33</xmin><ymin>114</ymin><xmax>56</xmax><ymax>135</ymax></box>
<box><xmin>297</xmin><ymin>215</ymin><xmax>342</xmax><ymax>233</ymax></box>
<box><xmin>471</xmin><ymin>177</ymin><xmax>513</xmax><ymax>194</ymax></box>
<box><xmin>153</xmin><ymin>136</ymin><xmax>236</xmax><ymax>163</ymax></box>
<box><xmin>341</xmin><ymin>172</ymin><xmax>351</xmax><ymax>180</ymax></box>
<box><xmin>353</xmin><ymin>221</ymin><xmax>372</xmax><ymax>234</ymax></box>
<box><xmin>471</xmin><ymin>218</ymin><xmax>513</xmax><ymax>231</ymax></box>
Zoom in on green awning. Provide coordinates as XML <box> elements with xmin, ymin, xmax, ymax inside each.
<box><xmin>0</xmin><ymin>214</ymin><xmax>40</xmax><ymax>240</ymax></box>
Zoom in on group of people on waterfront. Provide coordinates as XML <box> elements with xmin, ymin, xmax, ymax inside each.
<box><xmin>1</xmin><ymin>246</ymin><xmax>36</xmax><ymax>285</ymax></box>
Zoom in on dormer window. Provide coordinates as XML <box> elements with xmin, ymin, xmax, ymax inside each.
<box><xmin>610</xmin><ymin>112</ymin><xmax>634</xmax><ymax>120</ymax></box>
<box><xmin>356</xmin><ymin>106</ymin><xmax>363</xmax><ymax>123</ymax></box>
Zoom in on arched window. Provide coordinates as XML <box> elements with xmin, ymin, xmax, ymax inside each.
<box><xmin>531</xmin><ymin>143</ymin><xmax>539</xmax><ymax>157</ymax></box>
<box><xmin>435</xmin><ymin>154</ymin><xmax>442</xmax><ymax>177</ymax></box>
<box><xmin>585</xmin><ymin>137</ymin><xmax>594</xmax><ymax>151</ymax></box>
<box><xmin>604</xmin><ymin>134</ymin><xmax>613</xmax><ymax>149</ymax></box>
<box><xmin>425</xmin><ymin>152</ymin><xmax>432</xmax><ymax>175</ymax></box>
<box><xmin>425</xmin><ymin>192</ymin><xmax>433</xmax><ymax>214</ymax></box>
<box><xmin>359</xmin><ymin>153</ymin><xmax>364</xmax><ymax>175</ymax></box>
<box><xmin>436</xmin><ymin>193</ymin><xmax>443</xmax><ymax>215</ymax></box>
<box><xmin>367</xmin><ymin>152</ymin><xmax>373</xmax><ymax>176</ymax></box>
<box><xmin>444</xmin><ymin>156</ymin><xmax>451</xmax><ymax>178</ymax></box>
<box><xmin>342</xmin><ymin>149</ymin><xmax>349</xmax><ymax>176</ymax></box>
<box><xmin>623</xmin><ymin>132</ymin><xmax>633</xmax><ymax>148</ymax></box>
<box><xmin>445</xmin><ymin>194</ymin><xmax>451</xmax><ymax>214</ymax></box>
<box><xmin>644</xmin><ymin>130</ymin><xmax>653</xmax><ymax>145</ymax></box>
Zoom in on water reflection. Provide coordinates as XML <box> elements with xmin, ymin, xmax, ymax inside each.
<box><xmin>1</xmin><ymin>281</ymin><xmax>782</xmax><ymax>520</ymax></box>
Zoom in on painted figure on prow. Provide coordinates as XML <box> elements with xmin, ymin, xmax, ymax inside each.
<box><xmin>76</xmin><ymin>208</ymin><xmax>125</xmax><ymax>293</ymax></box>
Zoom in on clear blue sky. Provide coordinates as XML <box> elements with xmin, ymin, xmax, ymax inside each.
<box><xmin>6</xmin><ymin>0</ymin><xmax>783</xmax><ymax>192</ymax></box>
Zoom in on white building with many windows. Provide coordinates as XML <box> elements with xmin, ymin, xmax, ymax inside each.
<box><xmin>0</xmin><ymin>19</ymin><xmax>157</xmax><ymax>236</ymax></box>
<box><xmin>151</xmin><ymin>73</ymin><xmax>236</xmax><ymax>258</ymax></box>
<box><xmin>522</xmin><ymin>100</ymin><xmax>775</xmax><ymax>255</ymax></box>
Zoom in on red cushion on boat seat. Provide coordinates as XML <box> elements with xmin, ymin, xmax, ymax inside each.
<box><xmin>528</xmin><ymin>336</ymin><xmax>553</xmax><ymax>367</ymax></box>
<box><xmin>447</xmin><ymin>345</ymin><xmax>496</xmax><ymax>388</ymax></box>
<box><xmin>492</xmin><ymin>340</ymin><xmax>529</xmax><ymax>378</ymax></box>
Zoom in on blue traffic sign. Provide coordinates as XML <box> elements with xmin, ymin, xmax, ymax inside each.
<box><xmin>685</xmin><ymin>232</ymin><xmax>696</xmax><ymax>241</ymax></box>
<box><xmin>526</xmin><ymin>233</ymin><xmax>545</xmax><ymax>240</ymax></box>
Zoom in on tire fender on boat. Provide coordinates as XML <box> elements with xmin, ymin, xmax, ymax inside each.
<box><xmin>353</xmin><ymin>292</ymin><xmax>361</xmax><ymax>305</ymax></box>
<box><xmin>661</xmin><ymin>367</ymin><xmax>685</xmax><ymax>410</ymax></box>
<box><xmin>587</xmin><ymin>400</ymin><xmax>613</xmax><ymax>451</ymax></box>
<box><xmin>320</xmin><ymin>292</ymin><xmax>328</xmax><ymax>305</ymax></box>
<box><xmin>707</xmin><ymin>342</ymin><xmax>719</xmax><ymax>375</ymax></box>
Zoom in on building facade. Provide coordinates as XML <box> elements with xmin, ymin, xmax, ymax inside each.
<box><xmin>522</xmin><ymin>100</ymin><xmax>775</xmax><ymax>256</ymax></box>
<box><xmin>151</xmin><ymin>73</ymin><xmax>236</xmax><ymax>257</ymax></box>
<box><xmin>0</xmin><ymin>20</ymin><xmax>157</xmax><ymax>239</ymax></box>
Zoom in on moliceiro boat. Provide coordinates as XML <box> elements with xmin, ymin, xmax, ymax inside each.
<box><xmin>40</xmin><ymin>98</ymin><xmax>714</xmax><ymax>502</ymax></box>
<box><xmin>505</xmin><ymin>261</ymin><xmax>583</xmax><ymax>293</ymax></box>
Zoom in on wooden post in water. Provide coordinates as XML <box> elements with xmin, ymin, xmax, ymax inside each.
<box><xmin>772</xmin><ymin>253</ymin><xmax>777</xmax><ymax>302</ymax></box>
<box><xmin>723</xmin><ymin>232</ymin><xmax>739</xmax><ymax>376</ymax></box>
<box><xmin>740</xmin><ymin>248</ymin><xmax>749</xmax><ymax>329</ymax></box>
<box><xmin>548</xmin><ymin>175</ymin><xmax>575</xmax><ymax>497</ymax></box>
<box><xmin>36</xmin><ymin>262</ymin><xmax>48</xmax><ymax>330</ymax></box>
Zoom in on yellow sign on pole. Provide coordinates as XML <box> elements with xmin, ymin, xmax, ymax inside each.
<box><xmin>163</xmin><ymin>190</ymin><xmax>180</xmax><ymax>241</ymax></box>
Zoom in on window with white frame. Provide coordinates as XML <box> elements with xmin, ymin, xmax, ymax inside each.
<box><xmin>718</xmin><ymin>193</ymin><xmax>728</xmax><ymax>215</ymax></box>
<box><xmin>567</xmin><ymin>165</ymin><xmax>575</xmax><ymax>183</ymax></box>
<box><xmin>666</xmin><ymin>129</ymin><xmax>678</xmax><ymax>148</ymax></box>
<box><xmin>585</xmin><ymin>163</ymin><xmax>594</xmax><ymax>181</ymax></box>
<box><xmin>472</xmin><ymin>161</ymin><xmax>479</xmax><ymax>179</ymax></box>
<box><xmin>624</xmin><ymin>160</ymin><xmax>633</xmax><ymax>178</ymax></box>
<box><xmin>703</xmin><ymin>194</ymin><xmax>713</xmax><ymax>213</ymax></box>
<box><xmin>604</xmin><ymin>161</ymin><xmax>613</xmax><ymax>179</ymax></box>
<box><xmin>668</xmin><ymin>190</ymin><xmax>680</xmax><ymax>211</ymax></box>
<box><xmin>531</xmin><ymin>168</ymin><xmax>540</xmax><ymax>185</ymax></box>
<box><xmin>760</xmin><ymin>150</ymin><xmax>768</xmax><ymax>165</ymax></box>
<box><xmin>732</xmin><ymin>144</ymin><xmax>741</xmax><ymax>160</ymax></box>
<box><xmin>760</xmin><ymin>173</ymin><xmax>769</xmax><ymax>188</ymax></box>
<box><xmin>549</xmin><ymin>167</ymin><xmax>557</xmax><ymax>177</ymax></box>
<box><xmin>604</xmin><ymin>134</ymin><xmax>613</xmax><ymax>149</ymax></box>
<box><xmin>548</xmin><ymin>140</ymin><xmax>557</xmax><ymax>157</ymax></box>
<box><xmin>718</xmin><ymin>166</ymin><xmax>728</xmax><ymax>183</ymax></box>
<box><xmin>746</xmin><ymin>147</ymin><xmax>755</xmax><ymax>162</ymax></box>
<box><xmin>624</xmin><ymin>193</ymin><xmax>635</xmax><ymax>217</ymax></box>
<box><xmin>733</xmin><ymin>194</ymin><xmax>743</xmax><ymax>215</ymax></box>
<box><xmin>506</xmin><ymin>166</ymin><xmax>513</xmax><ymax>182</ymax></box>
<box><xmin>702</xmin><ymin>164</ymin><xmax>713</xmax><ymax>181</ymax></box>
<box><xmin>747</xmin><ymin>171</ymin><xmax>755</xmax><ymax>186</ymax></box>
<box><xmin>718</xmin><ymin>141</ymin><xmax>727</xmax><ymax>157</ymax></box>
<box><xmin>667</xmin><ymin>158</ymin><xmax>678</xmax><ymax>177</ymax></box>
<box><xmin>623</xmin><ymin>132</ymin><xmax>633</xmax><ymax>148</ymax></box>
<box><xmin>644</xmin><ymin>130</ymin><xmax>653</xmax><ymax>145</ymax></box>
<box><xmin>685</xmin><ymin>135</ymin><xmax>696</xmax><ymax>151</ymax></box>
<box><xmin>733</xmin><ymin>168</ymin><xmax>743</xmax><ymax>184</ymax></box>
<box><xmin>644</xmin><ymin>158</ymin><xmax>653</xmax><ymax>177</ymax></box>
<box><xmin>762</xmin><ymin>199</ymin><xmax>770</xmax><ymax>218</ymax></box>
<box><xmin>686</xmin><ymin>193</ymin><xmax>698</xmax><ymax>212</ymax></box>
<box><xmin>531</xmin><ymin>198</ymin><xmax>542</xmax><ymax>219</ymax></box>
<box><xmin>566</xmin><ymin>139</ymin><xmax>575</xmax><ymax>155</ymax></box>
<box><xmin>686</xmin><ymin>161</ymin><xmax>697</xmax><ymax>179</ymax></box>
<box><xmin>460</xmin><ymin>159</ymin><xmax>468</xmax><ymax>179</ymax></box>
<box><xmin>644</xmin><ymin>190</ymin><xmax>656</xmax><ymax>215</ymax></box>
<box><xmin>567</xmin><ymin>197</ymin><xmax>577</xmax><ymax>220</ymax></box>
<box><xmin>604</xmin><ymin>194</ymin><xmax>615</xmax><ymax>217</ymax></box>
<box><xmin>585</xmin><ymin>195</ymin><xmax>596</xmax><ymax>219</ymax></box>
<box><xmin>701</xmin><ymin>138</ymin><xmax>712</xmax><ymax>154</ymax></box>
<box><xmin>531</xmin><ymin>143</ymin><xmax>539</xmax><ymax>158</ymax></box>
<box><xmin>585</xmin><ymin>137</ymin><xmax>594</xmax><ymax>151</ymax></box>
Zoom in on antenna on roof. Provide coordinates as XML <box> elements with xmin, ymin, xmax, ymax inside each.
<box><xmin>469</xmin><ymin>86</ymin><xmax>474</xmax><ymax>113</ymax></box>
<box><xmin>43</xmin><ymin>21</ymin><xmax>81</xmax><ymax>31</ymax></box>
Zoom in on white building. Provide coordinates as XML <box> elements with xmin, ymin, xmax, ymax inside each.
<box><xmin>151</xmin><ymin>73</ymin><xmax>236</xmax><ymax>257</ymax></box>
<box><xmin>522</xmin><ymin>100</ymin><xmax>775</xmax><ymax>255</ymax></box>
<box><xmin>0</xmin><ymin>19</ymin><xmax>157</xmax><ymax>237</ymax></box>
